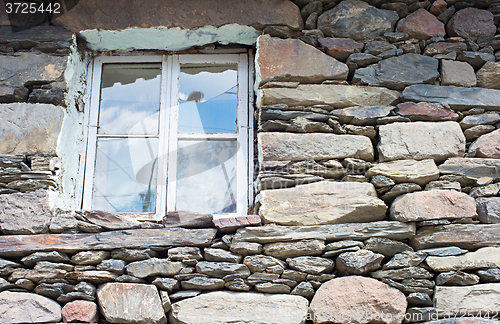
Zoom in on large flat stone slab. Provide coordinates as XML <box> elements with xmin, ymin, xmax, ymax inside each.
<box><xmin>97</xmin><ymin>283</ymin><xmax>166</xmax><ymax>324</ymax></box>
<box><xmin>434</xmin><ymin>284</ymin><xmax>500</xmax><ymax>317</ymax></box>
<box><xmin>427</xmin><ymin>247</ymin><xmax>500</xmax><ymax>272</ymax></box>
<box><xmin>258</xmin><ymin>181</ymin><xmax>387</xmax><ymax>226</ymax></box>
<box><xmin>390</xmin><ymin>190</ymin><xmax>476</xmax><ymax>222</ymax></box>
<box><xmin>258</xmin><ymin>132</ymin><xmax>374</xmax><ymax>162</ymax></box>
<box><xmin>0</xmin><ymin>228</ymin><xmax>217</xmax><ymax>257</ymax></box>
<box><xmin>366</xmin><ymin>159</ymin><xmax>439</xmax><ymax>186</ymax></box>
<box><xmin>439</xmin><ymin>158</ymin><xmax>500</xmax><ymax>182</ymax></box>
<box><xmin>378</xmin><ymin>122</ymin><xmax>465</xmax><ymax>162</ymax></box>
<box><xmin>410</xmin><ymin>224</ymin><xmax>500</xmax><ymax>250</ymax></box>
<box><xmin>258</xmin><ymin>84</ymin><xmax>400</xmax><ymax>109</ymax></box>
<box><xmin>256</xmin><ymin>35</ymin><xmax>347</xmax><ymax>86</ymax></box>
<box><xmin>0</xmin><ymin>291</ymin><xmax>61</xmax><ymax>324</ymax></box>
<box><xmin>402</xmin><ymin>84</ymin><xmax>500</xmax><ymax>111</ymax></box>
<box><xmin>169</xmin><ymin>291</ymin><xmax>309</xmax><ymax>324</ymax></box>
<box><xmin>0</xmin><ymin>103</ymin><xmax>64</xmax><ymax>155</ymax></box>
<box><xmin>232</xmin><ymin>221</ymin><xmax>416</xmax><ymax>244</ymax></box>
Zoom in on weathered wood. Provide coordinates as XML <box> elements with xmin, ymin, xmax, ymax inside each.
<box><xmin>0</xmin><ymin>228</ymin><xmax>217</xmax><ymax>257</ymax></box>
<box><xmin>410</xmin><ymin>224</ymin><xmax>500</xmax><ymax>250</ymax></box>
<box><xmin>232</xmin><ymin>221</ymin><xmax>416</xmax><ymax>244</ymax></box>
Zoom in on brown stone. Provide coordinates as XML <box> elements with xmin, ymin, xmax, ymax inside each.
<box><xmin>390</xmin><ymin>190</ymin><xmax>476</xmax><ymax>222</ymax></box>
<box><xmin>424</xmin><ymin>42</ymin><xmax>467</xmax><ymax>56</ymax></box>
<box><xmin>410</xmin><ymin>224</ymin><xmax>500</xmax><ymax>250</ymax></box>
<box><xmin>396</xmin><ymin>9</ymin><xmax>445</xmax><ymax>40</ymax></box>
<box><xmin>61</xmin><ymin>300</ymin><xmax>99</xmax><ymax>323</ymax></box>
<box><xmin>318</xmin><ymin>37</ymin><xmax>364</xmax><ymax>62</ymax></box>
<box><xmin>256</xmin><ymin>35</ymin><xmax>348</xmax><ymax>86</ymax></box>
<box><xmin>447</xmin><ymin>8</ymin><xmax>496</xmax><ymax>39</ymax></box>
<box><xmin>309</xmin><ymin>276</ymin><xmax>407</xmax><ymax>324</ymax></box>
<box><xmin>469</xmin><ymin>129</ymin><xmax>500</xmax><ymax>159</ymax></box>
<box><xmin>52</xmin><ymin>0</ymin><xmax>302</xmax><ymax>31</ymax></box>
<box><xmin>395</xmin><ymin>102</ymin><xmax>459</xmax><ymax>121</ymax></box>
<box><xmin>441</xmin><ymin>60</ymin><xmax>476</xmax><ymax>87</ymax></box>
<box><xmin>430</xmin><ymin>0</ymin><xmax>448</xmax><ymax>16</ymax></box>
<box><xmin>477</xmin><ymin>61</ymin><xmax>500</xmax><ymax>90</ymax></box>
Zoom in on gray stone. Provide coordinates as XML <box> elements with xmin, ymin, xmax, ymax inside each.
<box><xmin>447</xmin><ymin>7</ymin><xmax>496</xmax><ymax>39</ymax></box>
<box><xmin>181</xmin><ymin>277</ymin><xmax>225</xmax><ymax>291</ymax></box>
<box><xmin>125</xmin><ymin>258</ymin><xmax>183</xmax><ymax>278</ymax></box>
<box><xmin>460</xmin><ymin>113</ymin><xmax>500</xmax><ymax>129</ymax></box>
<box><xmin>465</xmin><ymin>125</ymin><xmax>497</xmax><ymax>142</ymax></box>
<box><xmin>78</xmin><ymin>210</ymin><xmax>142</xmax><ymax>231</ymax></box>
<box><xmin>255</xmin><ymin>282</ymin><xmax>291</xmax><ymax>294</ymax></box>
<box><xmin>204</xmin><ymin>248</ymin><xmax>241</xmax><ymax>263</ymax></box>
<box><xmin>330</xmin><ymin>105</ymin><xmax>393</xmax><ymax>125</ymax></box>
<box><xmin>196</xmin><ymin>261</ymin><xmax>250</xmax><ymax>278</ymax></box>
<box><xmin>263</xmin><ymin>239</ymin><xmax>325</xmax><ymax>259</ymax></box>
<box><xmin>111</xmin><ymin>248</ymin><xmax>157</xmax><ymax>262</ymax></box>
<box><xmin>419</xmin><ymin>246</ymin><xmax>468</xmax><ymax>257</ymax></box>
<box><xmin>366</xmin><ymin>159</ymin><xmax>439</xmax><ymax>186</ymax></box>
<box><xmin>281</xmin><ymin>269</ymin><xmax>308</xmax><ymax>282</ymax></box>
<box><xmin>34</xmin><ymin>282</ymin><xmax>73</xmax><ymax>300</ymax></box>
<box><xmin>169</xmin><ymin>290</ymin><xmax>202</xmax><ymax>302</ymax></box>
<box><xmin>49</xmin><ymin>215</ymin><xmax>79</xmax><ymax>234</ymax></box>
<box><xmin>247</xmin><ymin>272</ymin><xmax>280</xmax><ymax>284</ymax></box>
<box><xmin>436</xmin><ymin>271</ymin><xmax>480</xmax><ymax>285</ymax></box>
<box><xmin>424</xmin><ymin>180</ymin><xmax>461</xmax><ymax>191</ymax></box>
<box><xmin>287</xmin><ymin>159</ymin><xmax>345</xmax><ymax>179</ymax></box>
<box><xmin>317</xmin><ymin>0</ymin><xmax>399</xmax><ymax>42</ymax></box>
<box><xmin>336</xmin><ymin>249</ymin><xmax>384</xmax><ymax>275</ymax></box>
<box><xmin>378</xmin><ymin>122</ymin><xmax>465</xmax><ymax>162</ymax></box>
<box><xmin>458</xmin><ymin>51</ymin><xmax>496</xmax><ymax>70</ymax></box>
<box><xmin>427</xmin><ymin>247</ymin><xmax>500</xmax><ymax>272</ymax></box>
<box><xmin>229</xmin><ymin>242</ymin><xmax>262</xmax><ymax>256</ymax></box>
<box><xmin>286</xmin><ymin>117</ymin><xmax>333</xmax><ymax>133</ymax></box>
<box><xmin>407</xmin><ymin>293</ymin><xmax>433</xmax><ymax>307</ymax></box>
<box><xmin>439</xmin><ymin>158</ymin><xmax>500</xmax><ymax>182</ymax></box>
<box><xmin>71</xmin><ymin>251</ymin><xmax>110</xmax><ymax>265</ymax></box>
<box><xmin>116</xmin><ymin>274</ymin><xmax>146</xmax><ymax>283</ymax></box>
<box><xmin>258</xmin><ymin>84</ymin><xmax>400</xmax><ymax>109</ymax></box>
<box><xmin>353</xmin><ymin>54</ymin><xmax>439</xmax><ymax>90</ymax></box>
<box><xmin>233</xmin><ymin>221</ymin><xmax>416</xmax><ymax>244</ymax></box>
<box><xmin>434</xmin><ymin>283</ymin><xmax>500</xmax><ymax>316</ymax></box>
<box><xmin>159</xmin><ymin>291</ymin><xmax>171</xmax><ymax>313</ymax></box>
<box><xmin>0</xmin><ymin>190</ymin><xmax>52</xmax><ymax>235</ymax></box>
<box><xmin>258</xmin><ymin>181</ymin><xmax>386</xmax><ymax>226</ymax></box>
<box><xmin>0</xmin><ymin>291</ymin><xmax>62</xmax><ymax>323</ymax></box>
<box><xmin>384</xmin><ymin>251</ymin><xmax>427</xmax><ymax>270</ymax></box>
<box><xmin>243</xmin><ymin>255</ymin><xmax>285</xmax><ymax>273</ymax></box>
<box><xmin>390</xmin><ymin>190</ymin><xmax>476</xmax><ymax>222</ymax></box>
<box><xmin>21</xmin><ymin>251</ymin><xmax>70</xmax><ymax>267</ymax></box>
<box><xmin>34</xmin><ymin>261</ymin><xmax>73</xmax><ymax>272</ymax></box>
<box><xmin>371</xmin><ymin>175</ymin><xmax>395</xmax><ymax>188</ymax></box>
<box><xmin>96</xmin><ymin>259</ymin><xmax>126</xmax><ymax>274</ymax></box>
<box><xmin>97</xmin><ymin>283</ymin><xmax>166</xmax><ymax>324</ymax></box>
<box><xmin>67</xmin><ymin>270</ymin><xmax>118</xmax><ymax>284</ymax></box>
<box><xmin>225</xmin><ymin>278</ymin><xmax>251</xmax><ymax>291</ymax></box>
<box><xmin>477</xmin><ymin>197</ymin><xmax>500</xmax><ymax>223</ymax></box>
<box><xmin>0</xmin><ymin>103</ymin><xmax>64</xmax><ymax>155</ymax></box>
<box><xmin>286</xmin><ymin>256</ymin><xmax>334</xmax><ymax>274</ymax></box>
<box><xmin>469</xmin><ymin>129</ymin><xmax>500</xmax><ymax>159</ymax></box>
<box><xmin>382</xmin><ymin>278</ymin><xmax>434</xmax><ymax>295</ymax></box>
<box><xmin>325</xmin><ymin>240</ymin><xmax>364</xmax><ymax>251</ymax></box>
<box><xmin>402</xmin><ymin>84</ymin><xmax>500</xmax><ymax>111</ymax></box>
<box><xmin>470</xmin><ymin>183</ymin><xmax>500</xmax><ymax>199</ymax></box>
<box><xmin>372</xmin><ymin>267</ymin><xmax>434</xmax><ymax>280</ymax></box>
<box><xmin>365</xmin><ymin>41</ymin><xmax>397</xmax><ymax>56</ymax></box>
<box><xmin>0</xmin><ymin>258</ymin><xmax>21</xmax><ymax>277</ymax></box>
<box><xmin>168</xmin><ymin>247</ymin><xmax>203</xmax><ymax>261</ymax></box>
<box><xmin>381</xmin><ymin>183</ymin><xmax>422</xmax><ymax>203</ymax></box>
<box><xmin>151</xmin><ymin>277</ymin><xmax>180</xmax><ymax>293</ymax></box>
<box><xmin>291</xmin><ymin>281</ymin><xmax>315</xmax><ymax>299</ymax></box>
<box><xmin>57</xmin><ymin>291</ymin><xmax>95</xmax><ymax>303</ymax></box>
<box><xmin>346</xmin><ymin>53</ymin><xmax>381</xmax><ymax>68</ymax></box>
<box><xmin>477</xmin><ymin>269</ymin><xmax>500</xmax><ymax>283</ymax></box>
<box><xmin>258</xmin><ymin>132</ymin><xmax>374</xmax><ymax>162</ymax></box>
<box><xmin>169</xmin><ymin>291</ymin><xmax>309</xmax><ymax>324</ymax></box>
<box><xmin>441</xmin><ymin>60</ymin><xmax>476</xmax><ymax>87</ymax></box>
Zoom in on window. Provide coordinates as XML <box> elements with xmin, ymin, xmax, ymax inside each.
<box><xmin>82</xmin><ymin>53</ymin><xmax>253</xmax><ymax>221</ymax></box>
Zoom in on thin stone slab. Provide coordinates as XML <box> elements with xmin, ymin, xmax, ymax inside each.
<box><xmin>232</xmin><ymin>221</ymin><xmax>416</xmax><ymax>244</ymax></box>
<box><xmin>439</xmin><ymin>158</ymin><xmax>500</xmax><ymax>182</ymax></box>
<box><xmin>258</xmin><ymin>181</ymin><xmax>387</xmax><ymax>226</ymax></box>
<box><xmin>0</xmin><ymin>228</ymin><xmax>217</xmax><ymax>257</ymax></box>
<box><xmin>263</xmin><ymin>239</ymin><xmax>325</xmax><ymax>259</ymax></box>
<box><xmin>258</xmin><ymin>132</ymin><xmax>374</xmax><ymax>162</ymax></box>
<box><xmin>366</xmin><ymin>159</ymin><xmax>439</xmax><ymax>186</ymax></box>
<box><xmin>169</xmin><ymin>291</ymin><xmax>309</xmax><ymax>324</ymax></box>
<box><xmin>427</xmin><ymin>247</ymin><xmax>500</xmax><ymax>272</ymax></box>
<box><xmin>402</xmin><ymin>84</ymin><xmax>500</xmax><ymax>111</ymax></box>
<box><xmin>258</xmin><ymin>84</ymin><xmax>400</xmax><ymax>109</ymax></box>
<box><xmin>434</xmin><ymin>284</ymin><xmax>500</xmax><ymax>317</ymax></box>
<box><xmin>410</xmin><ymin>224</ymin><xmax>500</xmax><ymax>250</ymax></box>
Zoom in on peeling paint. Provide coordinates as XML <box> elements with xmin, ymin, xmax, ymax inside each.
<box><xmin>79</xmin><ymin>24</ymin><xmax>260</xmax><ymax>51</ymax></box>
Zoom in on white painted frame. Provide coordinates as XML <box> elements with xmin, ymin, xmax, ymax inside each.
<box><xmin>82</xmin><ymin>52</ymin><xmax>253</xmax><ymax>221</ymax></box>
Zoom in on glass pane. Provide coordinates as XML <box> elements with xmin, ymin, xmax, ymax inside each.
<box><xmin>176</xmin><ymin>140</ymin><xmax>238</xmax><ymax>213</ymax></box>
<box><xmin>99</xmin><ymin>63</ymin><xmax>161</xmax><ymax>135</ymax></box>
<box><xmin>178</xmin><ymin>64</ymin><xmax>237</xmax><ymax>133</ymax></box>
<box><xmin>92</xmin><ymin>138</ymin><xmax>158</xmax><ymax>213</ymax></box>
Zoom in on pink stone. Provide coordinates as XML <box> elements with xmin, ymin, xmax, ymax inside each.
<box><xmin>318</xmin><ymin>37</ymin><xmax>364</xmax><ymax>62</ymax></box>
<box><xmin>447</xmin><ymin>8</ymin><xmax>496</xmax><ymax>39</ymax></box>
<box><xmin>61</xmin><ymin>300</ymin><xmax>98</xmax><ymax>323</ymax></box>
<box><xmin>396</xmin><ymin>8</ymin><xmax>445</xmax><ymax>40</ymax></box>
<box><xmin>396</xmin><ymin>102</ymin><xmax>459</xmax><ymax>121</ymax></box>
<box><xmin>430</xmin><ymin>0</ymin><xmax>447</xmax><ymax>16</ymax></box>
<box><xmin>470</xmin><ymin>129</ymin><xmax>500</xmax><ymax>159</ymax></box>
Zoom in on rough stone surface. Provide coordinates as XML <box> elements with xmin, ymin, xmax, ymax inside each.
<box><xmin>396</xmin><ymin>9</ymin><xmax>445</xmax><ymax>40</ymax></box>
<box><xmin>477</xmin><ymin>62</ymin><xmax>500</xmax><ymax>90</ymax></box>
<box><xmin>318</xmin><ymin>37</ymin><xmax>364</xmax><ymax>62</ymax></box>
<box><xmin>0</xmin><ymin>103</ymin><xmax>64</xmax><ymax>155</ymax></box>
<box><xmin>469</xmin><ymin>129</ymin><xmax>500</xmax><ymax>159</ymax></box>
<box><xmin>395</xmin><ymin>102</ymin><xmax>459</xmax><ymax>122</ymax></box>
<box><xmin>364</xmin><ymin>237</ymin><xmax>413</xmax><ymax>258</ymax></box>
<box><xmin>0</xmin><ymin>291</ymin><xmax>62</xmax><ymax>323</ymax></box>
<box><xmin>477</xmin><ymin>197</ymin><xmax>500</xmax><ymax>224</ymax></box>
<box><xmin>353</xmin><ymin>54</ymin><xmax>439</xmax><ymax>90</ymax></box>
<box><xmin>372</xmin><ymin>267</ymin><xmax>434</xmax><ymax>280</ymax></box>
<box><xmin>97</xmin><ymin>283</ymin><xmax>166</xmax><ymax>324</ymax></box>
<box><xmin>258</xmin><ymin>84</ymin><xmax>400</xmax><ymax>109</ymax></box>
<box><xmin>329</xmin><ymin>105</ymin><xmax>393</xmax><ymax>125</ymax></box>
<box><xmin>309</xmin><ymin>276</ymin><xmax>407</xmax><ymax>324</ymax></box>
<box><xmin>125</xmin><ymin>258</ymin><xmax>183</xmax><ymax>278</ymax></box>
<box><xmin>263</xmin><ymin>239</ymin><xmax>325</xmax><ymax>259</ymax></box>
<box><xmin>434</xmin><ymin>283</ymin><xmax>500</xmax><ymax>316</ymax></box>
<box><xmin>402</xmin><ymin>84</ymin><xmax>500</xmax><ymax>111</ymax></box>
<box><xmin>317</xmin><ymin>0</ymin><xmax>399</xmax><ymax>42</ymax></box>
<box><xmin>441</xmin><ymin>60</ymin><xmax>477</xmax><ymax>87</ymax></box>
<box><xmin>366</xmin><ymin>159</ymin><xmax>439</xmax><ymax>186</ymax></box>
<box><xmin>196</xmin><ymin>262</ymin><xmax>250</xmax><ymax>278</ymax></box>
<box><xmin>52</xmin><ymin>0</ymin><xmax>302</xmax><ymax>31</ymax></box>
<box><xmin>204</xmin><ymin>248</ymin><xmax>242</xmax><ymax>263</ymax></box>
<box><xmin>257</xmin><ymin>35</ymin><xmax>347</xmax><ymax>86</ymax></box>
<box><xmin>378</xmin><ymin>122</ymin><xmax>465</xmax><ymax>162</ymax></box>
<box><xmin>169</xmin><ymin>291</ymin><xmax>309</xmax><ymax>324</ymax></box>
<box><xmin>411</xmin><ymin>224</ymin><xmax>500</xmax><ymax>250</ymax></box>
<box><xmin>0</xmin><ymin>190</ymin><xmax>52</xmax><ymax>235</ymax></box>
<box><xmin>383</xmin><ymin>251</ymin><xmax>427</xmax><ymax>270</ymax></box>
<box><xmin>458</xmin><ymin>51</ymin><xmax>496</xmax><ymax>71</ymax></box>
<box><xmin>447</xmin><ymin>8</ymin><xmax>496</xmax><ymax>39</ymax></box>
<box><xmin>287</xmin><ymin>256</ymin><xmax>334</xmax><ymax>275</ymax></box>
<box><xmin>464</xmin><ymin>125</ymin><xmax>496</xmax><ymax>142</ymax></box>
<box><xmin>439</xmin><ymin>158</ymin><xmax>500</xmax><ymax>182</ymax></box>
<box><xmin>427</xmin><ymin>247</ymin><xmax>500</xmax><ymax>272</ymax></box>
<box><xmin>336</xmin><ymin>249</ymin><xmax>384</xmax><ymax>275</ymax></box>
<box><xmin>436</xmin><ymin>271</ymin><xmax>480</xmax><ymax>286</ymax></box>
<box><xmin>181</xmin><ymin>277</ymin><xmax>225</xmax><ymax>291</ymax></box>
<box><xmin>477</xmin><ymin>269</ymin><xmax>500</xmax><ymax>283</ymax></box>
<box><xmin>390</xmin><ymin>190</ymin><xmax>476</xmax><ymax>222</ymax></box>
<box><xmin>258</xmin><ymin>181</ymin><xmax>387</xmax><ymax>226</ymax></box>
<box><xmin>258</xmin><ymin>132</ymin><xmax>374</xmax><ymax>162</ymax></box>
<box><xmin>61</xmin><ymin>300</ymin><xmax>99</xmax><ymax>323</ymax></box>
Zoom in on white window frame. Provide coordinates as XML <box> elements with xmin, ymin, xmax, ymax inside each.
<box><xmin>81</xmin><ymin>51</ymin><xmax>254</xmax><ymax>221</ymax></box>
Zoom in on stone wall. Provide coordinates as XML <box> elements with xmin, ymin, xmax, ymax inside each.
<box><xmin>1</xmin><ymin>0</ymin><xmax>500</xmax><ymax>323</ymax></box>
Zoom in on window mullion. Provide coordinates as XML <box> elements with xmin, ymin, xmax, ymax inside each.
<box><xmin>236</xmin><ymin>53</ymin><xmax>249</xmax><ymax>216</ymax></box>
<box><xmin>166</xmin><ymin>55</ymin><xmax>180</xmax><ymax>213</ymax></box>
